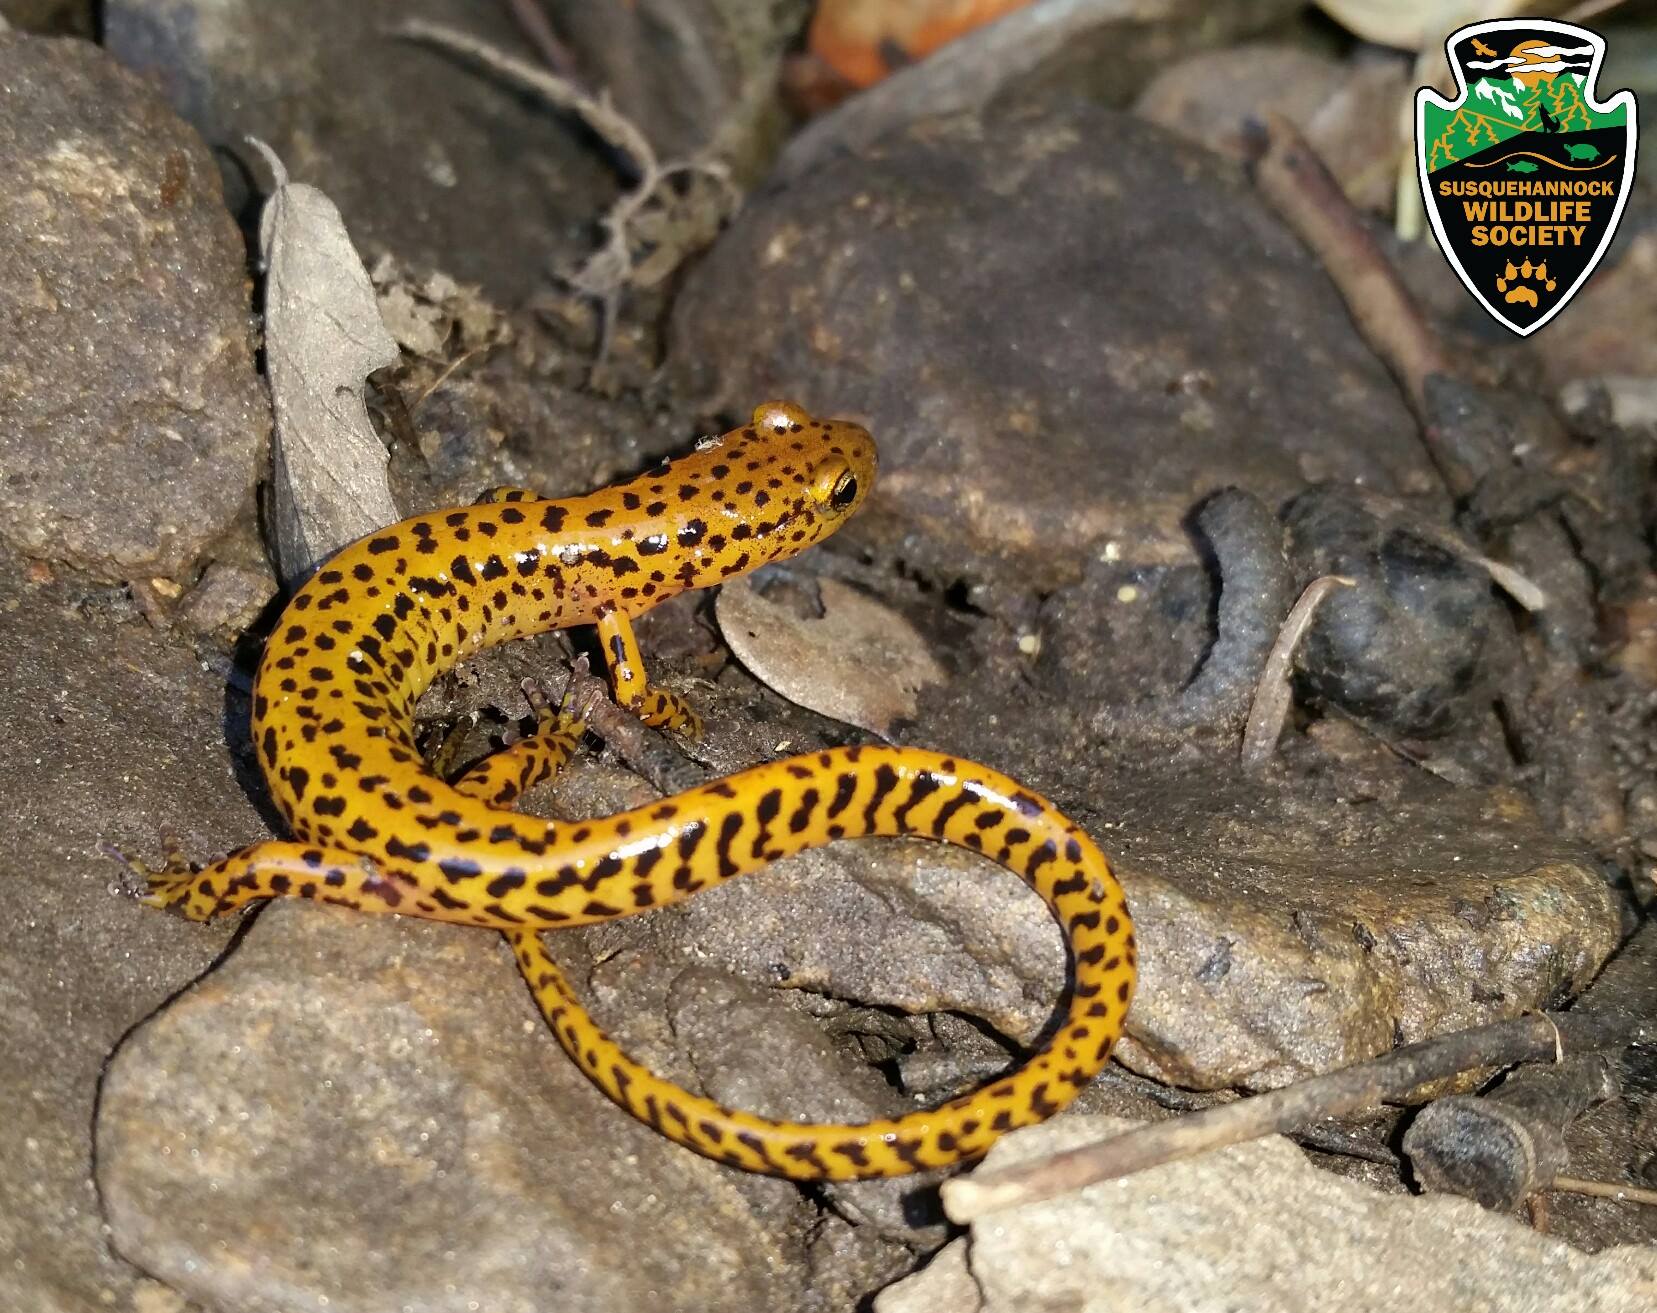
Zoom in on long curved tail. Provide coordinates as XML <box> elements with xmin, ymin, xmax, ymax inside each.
<box><xmin>507</xmin><ymin>745</ymin><xmax>1136</xmax><ymax>1179</ymax></box>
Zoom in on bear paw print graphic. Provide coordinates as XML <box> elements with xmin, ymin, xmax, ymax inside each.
<box><xmin>1496</xmin><ymin>258</ymin><xmax>1557</xmax><ymax>308</ymax></box>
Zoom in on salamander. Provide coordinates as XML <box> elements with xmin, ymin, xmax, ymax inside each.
<box><xmin>141</xmin><ymin>400</ymin><xmax>1137</xmax><ymax>1180</ymax></box>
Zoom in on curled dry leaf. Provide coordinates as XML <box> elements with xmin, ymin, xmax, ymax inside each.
<box><xmin>251</xmin><ymin>138</ymin><xmax>401</xmax><ymax>586</ymax></box>
<box><xmin>716</xmin><ymin>573</ymin><xmax>946</xmax><ymax>737</ymax></box>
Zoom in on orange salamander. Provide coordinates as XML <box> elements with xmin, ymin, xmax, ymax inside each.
<box><xmin>141</xmin><ymin>400</ymin><xmax>1136</xmax><ymax>1179</ymax></box>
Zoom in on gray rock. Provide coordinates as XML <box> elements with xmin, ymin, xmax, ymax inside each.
<box><xmin>668</xmin><ymin>97</ymin><xmax>1432</xmax><ymax>589</ymax></box>
<box><xmin>103</xmin><ymin>0</ymin><xmax>620</xmax><ymax>306</ymax></box>
<box><xmin>0</xmin><ymin>32</ymin><xmax>265</xmax><ymax>583</ymax></box>
<box><xmin>97</xmin><ymin>904</ymin><xmax>813</xmax><ymax>1313</ymax></box>
<box><xmin>642</xmin><ymin>765</ymin><xmax>1619</xmax><ymax>1092</ymax></box>
<box><xmin>876</xmin><ymin>1116</ymin><xmax>1657</xmax><ymax>1312</ymax></box>
<box><xmin>0</xmin><ymin>555</ymin><xmax>250</xmax><ymax>1313</ymax></box>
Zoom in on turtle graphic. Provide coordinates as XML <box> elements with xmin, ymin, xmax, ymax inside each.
<box><xmin>1564</xmin><ymin>143</ymin><xmax>1602</xmax><ymax>161</ymax></box>
<box><xmin>1506</xmin><ymin>160</ymin><xmax>1540</xmax><ymax>173</ymax></box>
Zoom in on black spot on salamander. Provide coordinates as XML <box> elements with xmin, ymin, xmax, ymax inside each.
<box><xmin>677</xmin><ymin>519</ymin><xmax>706</xmax><ymax>547</ymax></box>
<box><xmin>585</xmin><ymin>509</ymin><xmax>612</xmax><ymax>528</ymax></box>
<box><xmin>892</xmin><ymin>772</ymin><xmax>942</xmax><ymax>829</ymax></box>
<box><xmin>480</xmin><ymin>555</ymin><xmax>508</xmax><ymax>581</ymax></box>
<box><xmin>385</xmin><ymin>837</ymin><xmax>432</xmax><ymax>862</ymax></box>
<box><xmin>826</xmin><ymin>773</ymin><xmax>858</xmax><ymax>819</ymax></box>
<box><xmin>313</xmin><ymin>796</ymin><xmax>347</xmax><ymax>817</ymax></box>
<box><xmin>487</xmin><ymin>871</ymin><xmax>526</xmax><ymax>898</ymax></box>
<box><xmin>862</xmin><ymin>763</ymin><xmax>900</xmax><ymax>829</ymax></box>
<box><xmin>368</xmin><ymin>536</ymin><xmax>399</xmax><ymax>554</ymax></box>
<box><xmin>929</xmin><ymin>790</ymin><xmax>974</xmax><ymax>836</ymax></box>
<box><xmin>637</xmin><ymin>533</ymin><xmax>669</xmax><ymax>555</ymax></box>
<box><xmin>288</xmin><ymin>766</ymin><xmax>310</xmax><ymax>800</ymax></box>
<box><xmin>715</xmin><ymin>812</ymin><xmax>743</xmax><ymax>877</ymax></box>
<box><xmin>787</xmin><ymin>789</ymin><xmax>820</xmax><ymax>833</ymax></box>
<box><xmin>677</xmin><ymin>820</ymin><xmax>706</xmax><ymax>859</ymax></box>
<box><xmin>451</xmin><ymin>555</ymin><xmax>476</xmax><ymax>586</ymax></box>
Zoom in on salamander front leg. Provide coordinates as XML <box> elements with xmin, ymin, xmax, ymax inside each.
<box><xmin>595</xmin><ymin>607</ymin><xmax>703</xmax><ymax>738</ymax></box>
<box><xmin>126</xmin><ymin>840</ymin><xmax>418</xmax><ymax>922</ymax></box>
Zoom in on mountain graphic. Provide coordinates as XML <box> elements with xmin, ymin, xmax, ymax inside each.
<box><xmin>1424</xmin><ymin>73</ymin><xmax>1620</xmax><ymax>170</ymax></box>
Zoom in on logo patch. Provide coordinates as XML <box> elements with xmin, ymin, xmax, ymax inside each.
<box><xmin>1416</xmin><ymin>20</ymin><xmax>1637</xmax><ymax>336</ymax></box>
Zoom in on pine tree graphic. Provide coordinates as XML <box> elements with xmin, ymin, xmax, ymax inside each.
<box><xmin>1520</xmin><ymin>81</ymin><xmax>1550</xmax><ymax>132</ymax></box>
<box><xmin>1462</xmin><ymin>113</ymin><xmax>1499</xmax><ymax>151</ymax></box>
<box><xmin>1547</xmin><ymin>77</ymin><xmax>1591</xmax><ymax>132</ymax></box>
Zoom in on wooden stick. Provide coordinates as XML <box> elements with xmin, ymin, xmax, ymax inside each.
<box><xmin>1245</xmin><ymin>114</ymin><xmax>1449</xmax><ymax>419</ymax></box>
<box><xmin>1548</xmin><ymin>1176</ymin><xmax>1657</xmax><ymax>1207</ymax></box>
<box><xmin>940</xmin><ymin>1009</ymin><xmax>1656</xmax><ymax>1222</ymax></box>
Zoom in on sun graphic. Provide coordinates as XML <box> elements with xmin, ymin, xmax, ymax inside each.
<box><xmin>1508</xmin><ymin>39</ymin><xmax>1559</xmax><ymax>89</ymax></box>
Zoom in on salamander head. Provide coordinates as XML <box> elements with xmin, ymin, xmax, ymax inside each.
<box><xmin>665</xmin><ymin>400</ymin><xmax>877</xmax><ymax>569</ymax></box>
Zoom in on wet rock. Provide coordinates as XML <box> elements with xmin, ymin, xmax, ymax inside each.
<box><xmin>668</xmin><ymin>96</ymin><xmax>1431</xmax><ymax>589</ymax></box>
<box><xmin>877</xmin><ymin>1116</ymin><xmax>1657</xmax><ymax>1312</ymax></box>
<box><xmin>104</xmin><ymin>0</ymin><xmax>618</xmax><ymax>305</ymax></box>
<box><xmin>0</xmin><ymin>31</ymin><xmax>265</xmax><ymax>583</ymax></box>
<box><xmin>0</xmin><ymin>556</ymin><xmax>251</xmax><ymax>1312</ymax></box>
<box><xmin>638</xmin><ymin>761</ymin><xmax>1618</xmax><ymax>1091</ymax></box>
<box><xmin>97</xmin><ymin>904</ymin><xmax>814</xmax><ymax>1313</ymax></box>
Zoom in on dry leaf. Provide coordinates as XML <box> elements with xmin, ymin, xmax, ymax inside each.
<box><xmin>717</xmin><ymin>573</ymin><xmax>946</xmax><ymax>737</ymax></box>
<box><xmin>251</xmin><ymin>138</ymin><xmax>401</xmax><ymax>585</ymax></box>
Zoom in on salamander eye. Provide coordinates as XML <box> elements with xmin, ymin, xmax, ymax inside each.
<box><xmin>809</xmin><ymin>457</ymin><xmax>858</xmax><ymax>515</ymax></box>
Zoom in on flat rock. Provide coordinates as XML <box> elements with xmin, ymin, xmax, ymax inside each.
<box><xmin>876</xmin><ymin>1116</ymin><xmax>1657</xmax><ymax>1312</ymax></box>
<box><xmin>97</xmin><ymin>904</ymin><xmax>813</xmax><ymax>1313</ymax></box>
<box><xmin>104</xmin><ymin>0</ymin><xmax>620</xmax><ymax>306</ymax></box>
<box><xmin>0</xmin><ymin>31</ymin><xmax>265</xmax><ymax>583</ymax></box>
<box><xmin>639</xmin><ymin>763</ymin><xmax>1618</xmax><ymax>1091</ymax></box>
<box><xmin>668</xmin><ymin>96</ymin><xmax>1431</xmax><ymax>587</ymax></box>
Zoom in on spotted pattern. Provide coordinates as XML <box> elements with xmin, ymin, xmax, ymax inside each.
<box><xmin>141</xmin><ymin>400</ymin><xmax>1137</xmax><ymax>1179</ymax></box>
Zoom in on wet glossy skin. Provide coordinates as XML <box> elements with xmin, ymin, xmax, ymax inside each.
<box><xmin>143</xmin><ymin>400</ymin><xmax>1137</xmax><ymax>1179</ymax></box>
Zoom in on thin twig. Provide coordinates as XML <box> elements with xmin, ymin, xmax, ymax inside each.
<box><xmin>1241</xmin><ymin>575</ymin><xmax>1352</xmax><ymax>771</ymax></box>
<box><xmin>410</xmin><ymin>341</ymin><xmax>499</xmax><ymax>414</ymax></box>
<box><xmin>1547</xmin><ymin>1176</ymin><xmax>1657</xmax><ymax>1207</ymax></box>
<box><xmin>940</xmin><ymin>1009</ymin><xmax>1656</xmax><ymax>1222</ymax></box>
<box><xmin>394</xmin><ymin>19</ymin><xmax>654</xmax><ymax>171</ymax></box>
<box><xmin>552</xmin><ymin>657</ymin><xmax>711</xmax><ymax>798</ymax></box>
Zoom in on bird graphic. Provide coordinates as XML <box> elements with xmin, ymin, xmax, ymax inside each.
<box><xmin>1471</xmin><ymin>37</ymin><xmax>1498</xmax><ymax>58</ymax></box>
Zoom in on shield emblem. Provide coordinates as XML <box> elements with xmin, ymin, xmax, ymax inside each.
<box><xmin>1416</xmin><ymin>20</ymin><xmax>1638</xmax><ymax>336</ymax></box>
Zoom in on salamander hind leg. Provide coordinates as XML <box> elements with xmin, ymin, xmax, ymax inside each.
<box><xmin>595</xmin><ymin>607</ymin><xmax>703</xmax><ymax>738</ymax></box>
<box><xmin>451</xmin><ymin>679</ymin><xmax>585</xmax><ymax>807</ymax></box>
<box><xmin>131</xmin><ymin>839</ymin><xmax>415</xmax><ymax>922</ymax></box>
